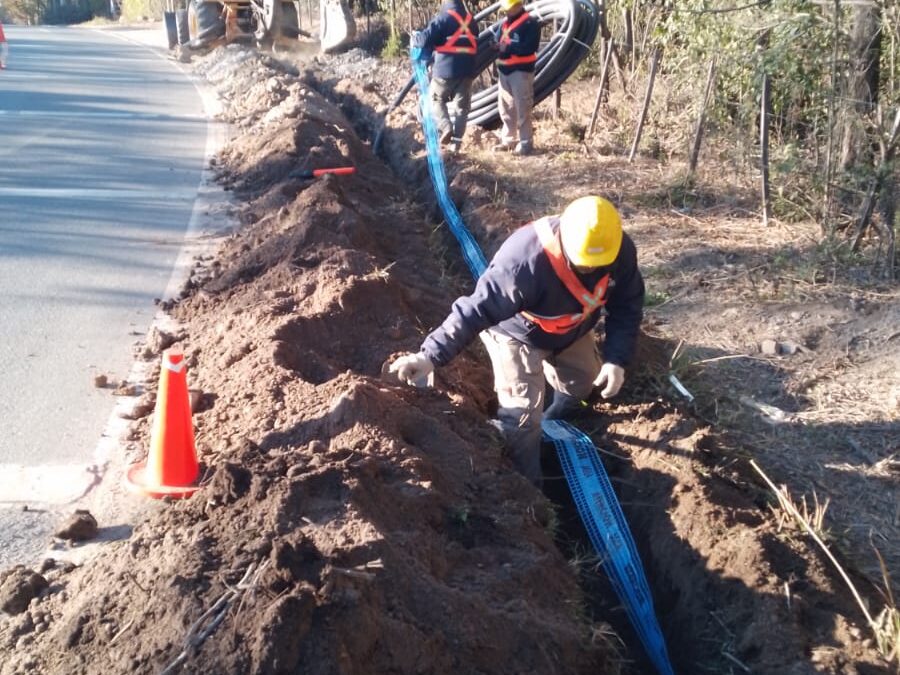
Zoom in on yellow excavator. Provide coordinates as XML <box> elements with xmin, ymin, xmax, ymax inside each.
<box><xmin>165</xmin><ymin>0</ymin><xmax>355</xmax><ymax>52</ymax></box>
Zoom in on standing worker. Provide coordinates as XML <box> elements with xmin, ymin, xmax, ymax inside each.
<box><xmin>492</xmin><ymin>0</ymin><xmax>540</xmax><ymax>155</ymax></box>
<box><xmin>412</xmin><ymin>0</ymin><xmax>480</xmax><ymax>154</ymax></box>
<box><xmin>390</xmin><ymin>196</ymin><xmax>645</xmax><ymax>486</ymax></box>
<box><xmin>0</xmin><ymin>20</ymin><xmax>8</xmax><ymax>70</ymax></box>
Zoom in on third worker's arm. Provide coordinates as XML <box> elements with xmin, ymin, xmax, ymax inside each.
<box><xmin>418</xmin><ymin>11</ymin><xmax>453</xmax><ymax>51</ymax></box>
<box><xmin>600</xmin><ymin>234</ymin><xmax>645</xmax><ymax>367</ymax></box>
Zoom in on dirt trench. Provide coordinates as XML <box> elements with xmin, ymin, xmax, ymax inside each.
<box><xmin>0</xmin><ymin>46</ymin><xmax>892</xmax><ymax>675</ymax></box>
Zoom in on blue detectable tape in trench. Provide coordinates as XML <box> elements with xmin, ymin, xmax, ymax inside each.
<box><xmin>410</xmin><ymin>51</ymin><xmax>488</xmax><ymax>279</ymax></box>
<box><xmin>410</xmin><ymin>52</ymin><xmax>674</xmax><ymax>675</ymax></box>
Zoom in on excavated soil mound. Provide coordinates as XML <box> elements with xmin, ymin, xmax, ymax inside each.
<box><xmin>0</xmin><ymin>47</ymin><xmax>612</xmax><ymax>675</ymax></box>
<box><xmin>1</xmin><ymin>45</ymin><xmax>893</xmax><ymax>675</ymax></box>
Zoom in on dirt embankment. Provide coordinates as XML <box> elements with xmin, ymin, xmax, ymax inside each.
<box><xmin>0</xmin><ymin>44</ymin><xmax>894</xmax><ymax>675</ymax></box>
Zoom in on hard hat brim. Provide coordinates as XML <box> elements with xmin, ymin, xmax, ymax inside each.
<box><xmin>565</xmin><ymin>241</ymin><xmax>621</xmax><ymax>268</ymax></box>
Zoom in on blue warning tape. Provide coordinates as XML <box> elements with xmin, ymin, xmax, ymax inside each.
<box><xmin>543</xmin><ymin>421</ymin><xmax>675</xmax><ymax>675</ymax></box>
<box><xmin>410</xmin><ymin>52</ymin><xmax>674</xmax><ymax>675</ymax></box>
<box><xmin>410</xmin><ymin>54</ymin><xmax>488</xmax><ymax>279</ymax></box>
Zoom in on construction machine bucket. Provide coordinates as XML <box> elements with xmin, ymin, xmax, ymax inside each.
<box><xmin>320</xmin><ymin>0</ymin><xmax>356</xmax><ymax>53</ymax></box>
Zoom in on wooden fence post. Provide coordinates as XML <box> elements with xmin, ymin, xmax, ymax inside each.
<box><xmin>688</xmin><ymin>58</ymin><xmax>717</xmax><ymax>177</ymax></box>
<box><xmin>587</xmin><ymin>41</ymin><xmax>614</xmax><ymax>138</ymax></box>
<box><xmin>628</xmin><ymin>48</ymin><xmax>660</xmax><ymax>162</ymax></box>
<box><xmin>850</xmin><ymin>106</ymin><xmax>900</xmax><ymax>275</ymax></box>
<box><xmin>760</xmin><ymin>74</ymin><xmax>773</xmax><ymax>226</ymax></box>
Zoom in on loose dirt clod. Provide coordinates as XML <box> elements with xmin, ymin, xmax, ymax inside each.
<box><xmin>0</xmin><ymin>567</ymin><xmax>47</xmax><ymax>615</ymax></box>
<box><xmin>54</xmin><ymin>510</ymin><xmax>99</xmax><ymax>543</ymax></box>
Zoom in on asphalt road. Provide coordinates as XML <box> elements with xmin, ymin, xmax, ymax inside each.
<box><xmin>0</xmin><ymin>24</ymin><xmax>214</xmax><ymax>564</ymax></box>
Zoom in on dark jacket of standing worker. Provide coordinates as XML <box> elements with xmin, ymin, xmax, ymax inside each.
<box><xmin>420</xmin><ymin>218</ymin><xmax>644</xmax><ymax>367</ymax></box>
<box><xmin>493</xmin><ymin>9</ymin><xmax>540</xmax><ymax>75</ymax></box>
<box><xmin>418</xmin><ymin>0</ymin><xmax>479</xmax><ymax>80</ymax></box>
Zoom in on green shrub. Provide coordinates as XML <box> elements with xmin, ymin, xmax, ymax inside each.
<box><xmin>381</xmin><ymin>27</ymin><xmax>404</xmax><ymax>59</ymax></box>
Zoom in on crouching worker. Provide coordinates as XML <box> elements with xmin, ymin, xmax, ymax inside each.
<box><xmin>390</xmin><ymin>196</ymin><xmax>645</xmax><ymax>486</ymax></box>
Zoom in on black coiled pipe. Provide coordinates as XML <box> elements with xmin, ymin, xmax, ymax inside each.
<box><xmin>373</xmin><ymin>0</ymin><xmax>600</xmax><ymax>153</ymax></box>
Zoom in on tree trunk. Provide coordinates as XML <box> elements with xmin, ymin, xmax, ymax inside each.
<box><xmin>622</xmin><ymin>7</ymin><xmax>633</xmax><ymax>67</ymax></box>
<box><xmin>688</xmin><ymin>58</ymin><xmax>717</xmax><ymax>177</ymax></box>
<box><xmin>838</xmin><ymin>3</ymin><xmax>882</xmax><ymax>174</ymax></box>
<box><xmin>760</xmin><ymin>72</ymin><xmax>773</xmax><ymax>226</ymax></box>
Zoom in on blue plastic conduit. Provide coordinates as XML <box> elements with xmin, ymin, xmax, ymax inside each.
<box><xmin>409</xmin><ymin>52</ymin><xmax>675</xmax><ymax>675</ymax></box>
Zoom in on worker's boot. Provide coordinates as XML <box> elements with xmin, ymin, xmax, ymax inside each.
<box><xmin>543</xmin><ymin>391</ymin><xmax>583</xmax><ymax>421</ymax></box>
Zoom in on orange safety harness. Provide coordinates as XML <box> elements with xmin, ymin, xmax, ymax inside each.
<box><xmin>434</xmin><ymin>9</ymin><xmax>477</xmax><ymax>55</ymax></box>
<box><xmin>520</xmin><ymin>218</ymin><xmax>611</xmax><ymax>334</ymax></box>
<box><xmin>498</xmin><ymin>12</ymin><xmax>537</xmax><ymax>66</ymax></box>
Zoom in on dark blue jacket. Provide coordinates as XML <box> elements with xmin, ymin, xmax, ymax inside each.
<box><xmin>419</xmin><ymin>0</ymin><xmax>479</xmax><ymax>80</ymax></box>
<box><xmin>421</xmin><ymin>217</ymin><xmax>645</xmax><ymax>367</ymax></box>
<box><xmin>493</xmin><ymin>11</ymin><xmax>540</xmax><ymax>75</ymax></box>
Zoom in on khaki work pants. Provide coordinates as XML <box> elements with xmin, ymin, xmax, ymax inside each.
<box><xmin>431</xmin><ymin>76</ymin><xmax>474</xmax><ymax>142</ymax></box>
<box><xmin>479</xmin><ymin>329</ymin><xmax>602</xmax><ymax>485</ymax></box>
<box><xmin>498</xmin><ymin>70</ymin><xmax>534</xmax><ymax>147</ymax></box>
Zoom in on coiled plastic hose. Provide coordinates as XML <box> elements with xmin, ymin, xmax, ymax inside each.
<box><xmin>373</xmin><ymin>0</ymin><xmax>600</xmax><ymax>152</ymax></box>
<box><xmin>468</xmin><ymin>0</ymin><xmax>600</xmax><ymax>127</ymax></box>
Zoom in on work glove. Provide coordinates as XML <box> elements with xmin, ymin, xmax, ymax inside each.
<box><xmin>389</xmin><ymin>352</ymin><xmax>434</xmax><ymax>388</ymax></box>
<box><xmin>593</xmin><ymin>363</ymin><xmax>625</xmax><ymax>399</ymax></box>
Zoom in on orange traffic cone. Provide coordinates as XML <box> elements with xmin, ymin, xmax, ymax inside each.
<box><xmin>125</xmin><ymin>347</ymin><xmax>200</xmax><ymax>499</ymax></box>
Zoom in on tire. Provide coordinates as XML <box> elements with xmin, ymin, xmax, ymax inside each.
<box><xmin>174</xmin><ymin>8</ymin><xmax>190</xmax><ymax>46</ymax></box>
<box><xmin>280</xmin><ymin>1</ymin><xmax>299</xmax><ymax>39</ymax></box>
<box><xmin>163</xmin><ymin>10</ymin><xmax>178</xmax><ymax>49</ymax></box>
<box><xmin>188</xmin><ymin>0</ymin><xmax>225</xmax><ymax>42</ymax></box>
<box><xmin>254</xmin><ymin>0</ymin><xmax>281</xmax><ymax>42</ymax></box>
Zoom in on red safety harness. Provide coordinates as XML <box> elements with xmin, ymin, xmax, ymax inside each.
<box><xmin>435</xmin><ymin>9</ymin><xmax>477</xmax><ymax>55</ymax></box>
<box><xmin>498</xmin><ymin>12</ymin><xmax>537</xmax><ymax>66</ymax></box>
<box><xmin>520</xmin><ymin>218</ymin><xmax>610</xmax><ymax>334</ymax></box>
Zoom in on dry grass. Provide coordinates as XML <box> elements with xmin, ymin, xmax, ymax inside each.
<box><xmin>768</xmin><ymin>486</ymin><xmax>831</xmax><ymax>539</ymax></box>
<box><xmin>752</xmin><ymin>460</ymin><xmax>899</xmax><ymax>665</ymax></box>
<box><xmin>871</xmin><ymin>545</ymin><xmax>900</xmax><ymax>664</ymax></box>
<box><xmin>589</xmin><ymin>623</ymin><xmax>629</xmax><ymax>675</ymax></box>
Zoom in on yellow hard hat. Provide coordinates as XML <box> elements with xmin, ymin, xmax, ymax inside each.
<box><xmin>559</xmin><ymin>196</ymin><xmax>623</xmax><ymax>268</ymax></box>
<box><xmin>500</xmin><ymin>0</ymin><xmax>522</xmax><ymax>11</ymax></box>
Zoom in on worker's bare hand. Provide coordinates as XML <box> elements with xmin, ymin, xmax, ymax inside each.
<box><xmin>593</xmin><ymin>363</ymin><xmax>624</xmax><ymax>399</ymax></box>
<box><xmin>389</xmin><ymin>352</ymin><xmax>434</xmax><ymax>388</ymax></box>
